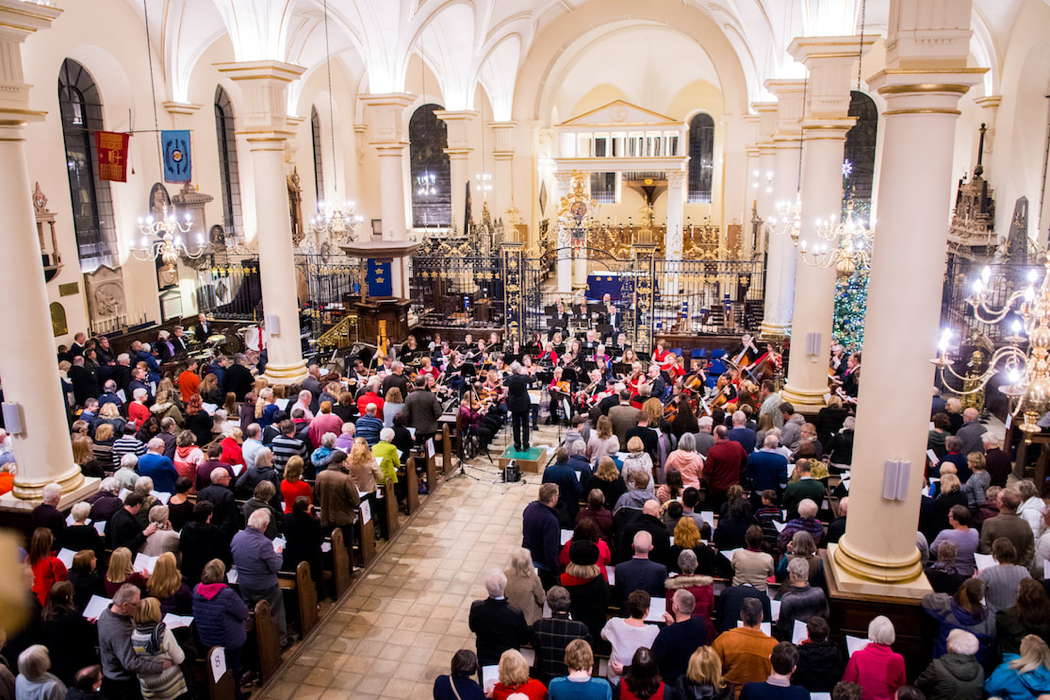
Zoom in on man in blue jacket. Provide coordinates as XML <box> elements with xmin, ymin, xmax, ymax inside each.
<box><xmin>523</xmin><ymin>483</ymin><xmax>561</xmax><ymax>588</ymax></box>
<box><xmin>137</xmin><ymin>438</ymin><xmax>179</xmax><ymax>494</ymax></box>
<box><xmin>231</xmin><ymin>508</ymin><xmax>286</xmax><ymax>645</ymax></box>
<box><xmin>542</xmin><ymin>446</ymin><xmax>581</xmax><ymax>524</ymax></box>
<box><xmin>745</xmin><ymin>433</ymin><xmax>789</xmax><ymax>496</ymax></box>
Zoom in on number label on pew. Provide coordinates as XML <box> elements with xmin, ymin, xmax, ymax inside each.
<box><xmin>360</xmin><ymin>500</ymin><xmax>371</xmax><ymax>525</ymax></box>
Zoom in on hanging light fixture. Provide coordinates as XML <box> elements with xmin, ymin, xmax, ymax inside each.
<box><xmin>933</xmin><ymin>260</ymin><xmax>1050</xmax><ymax>433</ymax></box>
<box><xmin>308</xmin><ymin>0</ymin><xmax>363</xmax><ymax>245</ymax></box>
<box><xmin>126</xmin><ymin>0</ymin><xmax>209</xmax><ymax>262</ymax></box>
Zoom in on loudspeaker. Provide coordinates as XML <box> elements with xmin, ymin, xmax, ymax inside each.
<box><xmin>806</xmin><ymin>331</ymin><xmax>822</xmax><ymax>357</ymax></box>
<box><xmin>502</xmin><ymin>460</ymin><xmax>521</xmax><ymax>483</ymax></box>
<box><xmin>882</xmin><ymin>459</ymin><xmax>911</xmax><ymax>501</ymax></box>
<box><xmin>265</xmin><ymin>315</ymin><xmax>280</xmax><ymax>336</ymax></box>
<box><xmin>2</xmin><ymin>402</ymin><xmax>24</xmax><ymax>436</ymax></box>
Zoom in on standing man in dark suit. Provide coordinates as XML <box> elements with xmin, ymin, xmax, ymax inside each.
<box><xmin>613</xmin><ymin>530</ymin><xmax>668</xmax><ymax>600</ymax></box>
<box><xmin>468</xmin><ymin>570</ymin><xmax>531</xmax><ymax>666</ymax></box>
<box><xmin>404</xmin><ymin>376</ymin><xmax>443</xmax><ymax>446</ymax></box>
<box><xmin>225</xmin><ymin>353</ymin><xmax>255</xmax><ymax>401</ymax></box>
<box><xmin>504</xmin><ymin>362</ymin><xmax>533</xmax><ymax>452</ymax></box>
<box><xmin>194</xmin><ymin>312</ymin><xmax>212</xmax><ymax>342</ymax></box>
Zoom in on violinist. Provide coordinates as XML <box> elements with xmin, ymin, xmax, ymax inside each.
<box><xmin>617</xmin><ymin>348</ymin><xmax>638</xmax><ymax>366</ymax></box>
<box><xmin>488</xmin><ymin>332</ymin><xmax>502</xmax><ymax>353</ymax></box>
<box><xmin>535</xmin><ymin>341</ymin><xmax>559</xmax><ymax>368</ymax></box>
<box><xmin>668</xmin><ymin>353</ymin><xmax>687</xmax><ymax>382</ymax></box>
<box><xmin>683</xmin><ymin>358</ymin><xmax>707</xmax><ymax>396</ymax></box>
<box><xmin>458</xmin><ymin>333</ymin><xmax>476</xmax><ymax>357</ymax></box>
<box><xmin>398</xmin><ymin>336</ymin><xmax>419</xmax><ymax>364</ymax></box>
<box><xmin>653</xmin><ymin>339</ymin><xmax>675</xmax><ymax>372</ymax></box>
<box><xmin>626</xmin><ymin>361</ymin><xmax>645</xmax><ymax>397</ymax></box>
<box><xmin>417</xmin><ymin>356</ymin><xmax>440</xmax><ymax>383</ymax></box>
<box><xmin>646</xmin><ymin>363</ymin><xmax>668</xmax><ymax>401</ymax></box>
<box><xmin>566</xmin><ymin>338</ymin><xmax>583</xmax><ymax>361</ymax></box>
<box><xmin>591</xmin><ymin>343</ymin><xmax>611</xmax><ymax>377</ymax></box>
<box><xmin>503</xmin><ymin>339</ymin><xmax>524</xmax><ymax>365</ymax></box>
<box><xmin>428</xmin><ymin>332</ymin><xmax>443</xmax><ymax>353</ymax></box>
<box><xmin>576</xmin><ymin>368</ymin><xmax>604</xmax><ymax>412</ymax></box>
<box><xmin>547</xmin><ymin>366</ymin><xmax>573</xmax><ymax>426</ymax></box>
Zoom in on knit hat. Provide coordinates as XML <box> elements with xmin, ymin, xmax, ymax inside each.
<box><xmin>569</xmin><ymin>540</ymin><xmax>599</xmax><ymax>567</ymax></box>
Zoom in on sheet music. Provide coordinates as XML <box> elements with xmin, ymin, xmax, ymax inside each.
<box><xmin>83</xmin><ymin>595</ymin><xmax>110</xmax><ymax>620</ymax></box>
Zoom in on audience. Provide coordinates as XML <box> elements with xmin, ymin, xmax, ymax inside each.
<box><xmin>468</xmin><ymin>570</ymin><xmax>530</xmax><ymax>667</ymax></box>
<box><xmin>740</xmin><ymin>641</ymin><xmax>809</xmax><ymax>699</ymax></box>
<box><xmin>547</xmin><ymin>639</ymin><xmax>611</xmax><ymax>700</ymax></box>
<box><xmin>841</xmin><ymin>616</ymin><xmax>907</xmax><ymax>700</ymax></box>
<box><xmin>601</xmin><ymin>590</ymin><xmax>660</xmax><ymax>685</ymax></box>
<box><xmin>984</xmin><ymin>633</ymin><xmax>1050</xmax><ymax>698</ymax></box>
<box><xmin>711</xmin><ymin>597</ymin><xmax>778</xmax><ymax>688</ymax></box>
<box><xmin>434</xmin><ymin>649</ymin><xmax>485</xmax><ymax>700</ymax></box>
<box><xmin>914</xmin><ymin>628</ymin><xmax>984</xmax><ymax>700</ymax></box>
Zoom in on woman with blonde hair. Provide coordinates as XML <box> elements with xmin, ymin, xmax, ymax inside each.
<box><xmin>199</xmin><ymin>373</ymin><xmax>223</xmax><ymax>405</ymax></box>
<box><xmin>548</xmin><ymin>640</ymin><xmax>611</xmax><ymax>699</ymax></box>
<box><xmin>147</xmin><ymin>552</ymin><xmax>191</xmax><ymax>615</ymax></box>
<box><xmin>254</xmin><ymin>386</ymin><xmax>279</xmax><ymax>429</ymax></box>
<box><xmin>104</xmin><ymin>546</ymin><xmax>148</xmax><ymax>596</ymax></box>
<box><xmin>931</xmin><ymin>472</ymin><xmax>968</xmax><ymax>537</ymax></box>
<box><xmin>592</xmin><ymin>455</ymin><xmax>626</xmax><ymax>511</ymax></box>
<box><xmin>91</xmin><ymin>422</ymin><xmax>115</xmax><ymax>465</ymax></box>
<box><xmin>671</xmin><ymin>646</ymin><xmax>728</xmax><ymax>699</ymax></box>
<box><xmin>97</xmin><ymin>401</ymin><xmax>126</xmax><ymax>436</ymax></box>
<box><xmin>587</xmin><ymin>415</ymin><xmax>620</xmax><ymax>463</ymax></box>
<box><xmin>382</xmin><ymin>386</ymin><xmax>405</xmax><ymax>427</ymax></box>
<box><xmin>72</xmin><ymin>433</ymin><xmax>103</xmax><ymax>477</ymax></box>
<box><xmin>504</xmin><ymin>548</ymin><xmax>544</xmax><ymax>625</ymax></box>
<box><xmin>621</xmin><ymin>436</ymin><xmax>654</xmax><ymax>496</ymax></box>
<box><xmin>149</xmin><ymin>389</ymin><xmax>183</xmax><ymax>425</ymax></box>
<box><xmin>131</xmin><ymin>596</ymin><xmax>188</xmax><ymax>699</ymax></box>
<box><xmin>642</xmin><ymin>397</ymin><xmax>663</xmax><ymax>428</ymax></box>
<box><xmin>142</xmin><ymin>505</ymin><xmax>180</xmax><ymax>557</ymax></box>
<box><xmin>985</xmin><ymin>633</ymin><xmax>1050</xmax><ymax>697</ymax></box>
<box><xmin>489</xmin><ymin>648</ymin><xmax>547</xmax><ymax>699</ymax></box>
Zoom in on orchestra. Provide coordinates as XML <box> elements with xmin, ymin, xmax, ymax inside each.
<box><xmin>168</xmin><ymin>306</ymin><xmax>869</xmax><ymax>444</ymax></box>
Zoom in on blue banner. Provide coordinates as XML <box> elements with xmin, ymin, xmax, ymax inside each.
<box><xmin>587</xmin><ymin>272</ymin><xmax>623</xmax><ymax>300</ymax></box>
<box><xmin>161</xmin><ymin>130</ymin><xmax>192</xmax><ymax>183</ymax></box>
<box><xmin>367</xmin><ymin>258</ymin><xmax>393</xmax><ymax>297</ymax></box>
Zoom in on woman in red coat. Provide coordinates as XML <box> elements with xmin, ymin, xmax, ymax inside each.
<box><xmin>489</xmin><ymin>649</ymin><xmax>546</xmax><ymax>700</ymax></box>
<box><xmin>29</xmin><ymin>527</ymin><xmax>67</xmax><ymax>606</ymax></box>
<box><xmin>841</xmin><ymin>615</ymin><xmax>907</xmax><ymax>700</ymax></box>
<box><xmin>220</xmin><ymin>427</ymin><xmax>245</xmax><ymax>466</ymax></box>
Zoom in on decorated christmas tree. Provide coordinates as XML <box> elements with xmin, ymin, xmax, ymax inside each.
<box><xmin>832</xmin><ymin>169</ymin><xmax>871</xmax><ymax>351</ymax></box>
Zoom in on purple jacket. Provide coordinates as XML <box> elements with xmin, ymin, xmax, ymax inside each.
<box><xmin>230</xmin><ymin>527</ymin><xmax>282</xmax><ymax>590</ymax></box>
<box><xmin>192</xmin><ymin>583</ymin><xmax>249</xmax><ymax>648</ymax></box>
<box><xmin>522</xmin><ymin>500</ymin><xmax>560</xmax><ymax>572</ymax></box>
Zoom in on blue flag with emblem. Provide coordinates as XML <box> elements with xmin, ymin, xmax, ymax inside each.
<box><xmin>161</xmin><ymin>130</ymin><xmax>192</xmax><ymax>183</ymax></box>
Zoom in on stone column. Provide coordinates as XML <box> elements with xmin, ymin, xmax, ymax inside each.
<box><xmin>215</xmin><ymin>61</ymin><xmax>308</xmax><ymax>385</ymax></box>
<box><xmin>360</xmin><ymin>94</ymin><xmax>414</xmax><ymax>239</ymax></box>
<box><xmin>0</xmin><ymin>1</ymin><xmax>96</xmax><ymax>506</ymax></box>
<box><xmin>435</xmin><ymin>110</ymin><xmax>479</xmax><ymax>233</ymax></box>
<box><xmin>759</xmin><ymin>80</ymin><xmax>806</xmax><ymax>338</ymax></box>
<box><xmin>491</xmin><ymin>121</ymin><xmax>517</xmax><ymax>221</ymax></box>
<box><xmin>753</xmin><ymin>102</ymin><xmax>778</xmax><ymax>256</ymax></box>
<box><xmin>781</xmin><ymin>36</ymin><xmax>874</xmax><ymax>413</ymax></box>
<box><xmin>830</xmin><ymin>0</ymin><xmax>985</xmax><ymax>596</ymax></box>
<box><xmin>554</xmin><ymin>171</ymin><xmax>573</xmax><ymax>293</ymax></box>
<box><xmin>664</xmin><ymin>170</ymin><xmax>687</xmax><ymax>293</ymax></box>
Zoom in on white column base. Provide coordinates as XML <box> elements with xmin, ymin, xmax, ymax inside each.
<box><xmin>780</xmin><ymin>381</ymin><xmax>828</xmax><ymax>414</ymax></box>
<box><xmin>0</xmin><ymin>475</ymin><xmax>100</xmax><ymax>512</ymax></box>
<box><xmin>827</xmin><ymin>543</ymin><xmax>932</xmax><ymax>599</ymax></box>
<box><xmin>759</xmin><ymin>321</ymin><xmax>791</xmax><ymax>339</ymax></box>
<box><xmin>263</xmin><ymin>359</ymin><xmax>309</xmax><ymax>386</ymax></box>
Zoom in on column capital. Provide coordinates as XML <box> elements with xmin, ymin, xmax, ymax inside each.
<box><xmin>215</xmin><ymin>60</ymin><xmax>305</xmax><ymax>139</ymax></box>
<box><xmin>790</xmin><ymin>36</ymin><xmax>877</xmax><ymax>119</ymax></box>
<box><xmin>360</xmin><ymin>92</ymin><xmax>415</xmax><ymax>146</ymax></box>
<box><xmin>666</xmin><ymin>170</ymin><xmax>687</xmax><ymax>186</ymax></box>
<box><xmin>491</xmin><ymin>120</ymin><xmax>517</xmax><ymax>157</ymax></box>
<box><xmin>751</xmin><ymin>101</ymin><xmax>778</xmax><ymax>114</ymax></box>
<box><xmin>885</xmin><ymin>0</ymin><xmax>973</xmax><ymax>69</ymax></box>
<box><xmin>867</xmin><ymin>68</ymin><xmax>985</xmax><ymax>116</ymax></box>
<box><xmin>435</xmin><ymin>109</ymin><xmax>480</xmax><ymax>152</ymax></box>
<box><xmin>765</xmin><ymin>79</ymin><xmax>807</xmax><ymax>141</ymax></box>
<box><xmin>0</xmin><ymin>1</ymin><xmax>61</xmax><ymax>121</ymax></box>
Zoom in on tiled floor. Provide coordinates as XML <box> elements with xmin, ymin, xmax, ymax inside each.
<box><xmin>261</xmin><ymin>436</ymin><xmax>547</xmax><ymax>700</ymax></box>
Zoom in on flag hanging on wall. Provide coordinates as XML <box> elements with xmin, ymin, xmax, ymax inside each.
<box><xmin>162</xmin><ymin>130</ymin><xmax>192</xmax><ymax>183</ymax></box>
<box><xmin>95</xmin><ymin>131</ymin><xmax>130</xmax><ymax>182</ymax></box>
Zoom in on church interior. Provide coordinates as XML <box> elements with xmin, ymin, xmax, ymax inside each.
<box><xmin>0</xmin><ymin>0</ymin><xmax>1049</xmax><ymax>697</ymax></box>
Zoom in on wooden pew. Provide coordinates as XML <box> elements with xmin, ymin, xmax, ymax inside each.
<box><xmin>404</xmin><ymin>451</ymin><xmax>421</xmax><ymax>513</ymax></box>
<box><xmin>419</xmin><ymin>447</ymin><xmax>439</xmax><ymax>495</ymax></box>
<box><xmin>253</xmin><ymin>599</ymin><xmax>281</xmax><ymax>682</ymax></box>
<box><xmin>206</xmin><ymin>646</ymin><xmax>236</xmax><ymax>700</ymax></box>
<box><xmin>331</xmin><ymin>528</ymin><xmax>352</xmax><ymax>597</ymax></box>
<box><xmin>356</xmin><ymin>505</ymin><xmax>376</xmax><ymax>567</ymax></box>
<box><xmin>439</xmin><ymin>418</ymin><xmax>456</xmax><ymax>475</ymax></box>
<box><xmin>277</xmin><ymin>562</ymin><xmax>319</xmax><ymax>638</ymax></box>
<box><xmin>383</xmin><ymin>478</ymin><xmax>400</xmax><ymax>539</ymax></box>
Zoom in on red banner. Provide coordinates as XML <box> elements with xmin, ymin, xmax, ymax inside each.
<box><xmin>95</xmin><ymin>131</ymin><xmax>130</xmax><ymax>182</ymax></box>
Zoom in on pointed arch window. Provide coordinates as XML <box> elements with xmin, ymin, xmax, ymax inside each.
<box><xmin>310</xmin><ymin>106</ymin><xmax>325</xmax><ymax>208</ymax></box>
<box><xmin>687</xmin><ymin>113</ymin><xmax>715</xmax><ymax>203</ymax></box>
<box><xmin>214</xmin><ymin>86</ymin><xmax>243</xmax><ymax>237</ymax></box>
<box><xmin>58</xmin><ymin>58</ymin><xmax>116</xmax><ymax>271</ymax></box>
<box><xmin>409</xmin><ymin>103</ymin><xmax>451</xmax><ymax>228</ymax></box>
<box><xmin>843</xmin><ymin>91</ymin><xmax>878</xmax><ymax>213</ymax></box>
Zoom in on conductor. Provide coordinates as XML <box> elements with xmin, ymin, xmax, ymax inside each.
<box><xmin>504</xmin><ymin>362</ymin><xmax>533</xmax><ymax>452</ymax></box>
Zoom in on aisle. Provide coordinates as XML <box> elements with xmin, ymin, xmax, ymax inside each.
<box><xmin>260</xmin><ymin>436</ymin><xmax>548</xmax><ymax>699</ymax></box>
